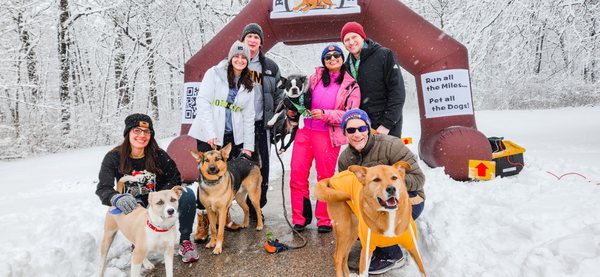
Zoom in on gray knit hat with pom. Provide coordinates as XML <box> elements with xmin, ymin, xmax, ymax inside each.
<box><xmin>228</xmin><ymin>41</ymin><xmax>250</xmax><ymax>61</ymax></box>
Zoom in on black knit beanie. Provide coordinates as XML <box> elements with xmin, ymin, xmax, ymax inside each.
<box><xmin>123</xmin><ymin>113</ymin><xmax>154</xmax><ymax>137</ymax></box>
<box><xmin>240</xmin><ymin>23</ymin><xmax>264</xmax><ymax>45</ymax></box>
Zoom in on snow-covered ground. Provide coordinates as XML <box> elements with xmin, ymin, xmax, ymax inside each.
<box><xmin>1</xmin><ymin>107</ymin><xmax>599</xmax><ymax>277</ymax></box>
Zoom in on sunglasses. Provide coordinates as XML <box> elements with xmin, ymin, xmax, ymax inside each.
<box><xmin>132</xmin><ymin>127</ymin><xmax>152</xmax><ymax>136</ymax></box>
<box><xmin>324</xmin><ymin>52</ymin><xmax>342</xmax><ymax>61</ymax></box>
<box><xmin>345</xmin><ymin>125</ymin><xmax>369</xmax><ymax>134</ymax></box>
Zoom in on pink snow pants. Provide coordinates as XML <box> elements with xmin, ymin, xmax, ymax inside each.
<box><xmin>289</xmin><ymin>128</ymin><xmax>340</xmax><ymax>227</ymax></box>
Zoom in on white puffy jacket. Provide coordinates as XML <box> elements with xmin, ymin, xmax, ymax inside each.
<box><xmin>188</xmin><ymin>59</ymin><xmax>255</xmax><ymax>151</ymax></box>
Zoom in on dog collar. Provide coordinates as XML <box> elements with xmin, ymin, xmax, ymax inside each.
<box><xmin>291</xmin><ymin>94</ymin><xmax>310</xmax><ymax>116</ymax></box>
<box><xmin>200</xmin><ymin>175</ymin><xmax>223</xmax><ymax>186</ymax></box>
<box><xmin>146</xmin><ymin>218</ymin><xmax>170</xmax><ymax>233</ymax></box>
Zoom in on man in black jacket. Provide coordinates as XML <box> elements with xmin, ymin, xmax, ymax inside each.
<box><xmin>340</xmin><ymin>21</ymin><xmax>408</xmax><ymax>274</ymax></box>
<box><xmin>240</xmin><ymin>23</ymin><xmax>284</xmax><ymax>221</ymax></box>
<box><xmin>341</xmin><ymin>21</ymin><xmax>406</xmax><ymax>138</ymax></box>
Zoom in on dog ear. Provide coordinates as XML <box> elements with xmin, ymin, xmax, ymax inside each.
<box><xmin>171</xmin><ymin>185</ymin><xmax>184</xmax><ymax>199</ymax></box>
<box><xmin>392</xmin><ymin>161</ymin><xmax>411</xmax><ymax>172</ymax></box>
<box><xmin>299</xmin><ymin>75</ymin><xmax>307</xmax><ymax>84</ymax></box>
<box><xmin>190</xmin><ymin>150</ymin><xmax>203</xmax><ymax>163</ymax></box>
<box><xmin>348</xmin><ymin>165</ymin><xmax>368</xmax><ymax>184</ymax></box>
<box><xmin>277</xmin><ymin>76</ymin><xmax>287</xmax><ymax>89</ymax></box>
<box><xmin>148</xmin><ymin>191</ymin><xmax>155</xmax><ymax>204</ymax></box>
<box><xmin>303</xmin><ymin>87</ymin><xmax>312</xmax><ymax>108</ymax></box>
<box><xmin>221</xmin><ymin>143</ymin><xmax>232</xmax><ymax>161</ymax></box>
<box><xmin>302</xmin><ymin>78</ymin><xmax>310</xmax><ymax>94</ymax></box>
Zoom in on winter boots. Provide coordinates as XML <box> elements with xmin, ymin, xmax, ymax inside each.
<box><xmin>194</xmin><ymin>210</ymin><xmax>241</xmax><ymax>243</ymax></box>
<box><xmin>194</xmin><ymin>211</ymin><xmax>209</xmax><ymax>243</ymax></box>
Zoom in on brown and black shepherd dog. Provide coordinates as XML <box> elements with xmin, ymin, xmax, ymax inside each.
<box><xmin>190</xmin><ymin>143</ymin><xmax>263</xmax><ymax>254</ymax></box>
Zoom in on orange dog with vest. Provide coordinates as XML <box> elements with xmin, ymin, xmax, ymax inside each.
<box><xmin>315</xmin><ymin>161</ymin><xmax>426</xmax><ymax>276</ymax></box>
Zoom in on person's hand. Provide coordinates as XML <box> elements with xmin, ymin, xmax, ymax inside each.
<box><xmin>310</xmin><ymin>109</ymin><xmax>324</xmax><ymax>119</ymax></box>
<box><xmin>286</xmin><ymin>110</ymin><xmax>297</xmax><ymax>118</ymax></box>
<box><xmin>207</xmin><ymin>138</ymin><xmax>217</xmax><ymax>149</ymax></box>
<box><xmin>375</xmin><ymin>125</ymin><xmax>390</xmax><ymax>135</ymax></box>
<box><xmin>110</xmin><ymin>193</ymin><xmax>137</xmax><ymax>214</ymax></box>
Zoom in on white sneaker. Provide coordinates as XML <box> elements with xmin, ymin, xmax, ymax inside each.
<box><xmin>178</xmin><ymin>240</ymin><xmax>199</xmax><ymax>263</ymax></box>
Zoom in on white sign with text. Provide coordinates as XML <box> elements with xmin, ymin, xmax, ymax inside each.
<box><xmin>421</xmin><ymin>69</ymin><xmax>473</xmax><ymax>118</ymax></box>
<box><xmin>181</xmin><ymin>82</ymin><xmax>201</xmax><ymax>124</ymax></box>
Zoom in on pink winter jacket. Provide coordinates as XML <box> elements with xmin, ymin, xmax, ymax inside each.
<box><xmin>309</xmin><ymin>67</ymin><xmax>361</xmax><ymax>147</ymax></box>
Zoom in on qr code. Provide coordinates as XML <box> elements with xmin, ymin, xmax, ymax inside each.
<box><xmin>184</xmin><ymin>86</ymin><xmax>199</xmax><ymax>119</ymax></box>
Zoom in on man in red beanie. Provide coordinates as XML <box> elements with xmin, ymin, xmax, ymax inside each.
<box><xmin>340</xmin><ymin>21</ymin><xmax>409</xmax><ymax>275</ymax></box>
<box><xmin>340</xmin><ymin>21</ymin><xmax>406</xmax><ymax>138</ymax></box>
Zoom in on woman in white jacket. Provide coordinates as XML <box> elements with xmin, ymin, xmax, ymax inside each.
<box><xmin>188</xmin><ymin>41</ymin><xmax>255</xmax><ymax>158</ymax></box>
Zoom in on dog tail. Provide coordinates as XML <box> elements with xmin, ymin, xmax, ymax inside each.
<box><xmin>315</xmin><ymin>178</ymin><xmax>351</xmax><ymax>203</ymax></box>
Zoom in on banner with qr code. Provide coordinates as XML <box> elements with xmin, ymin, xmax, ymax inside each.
<box><xmin>271</xmin><ymin>0</ymin><xmax>360</xmax><ymax>19</ymax></box>
<box><xmin>181</xmin><ymin>82</ymin><xmax>201</xmax><ymax>124</ymax></box>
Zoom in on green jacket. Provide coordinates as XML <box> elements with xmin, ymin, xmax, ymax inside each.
<box><xmin>337</xmin><ymin>134</ymin><xmax>425</xmax><ymax>200</ymax></box>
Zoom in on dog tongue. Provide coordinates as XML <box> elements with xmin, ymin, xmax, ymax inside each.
<box><xmin>386</xmin><ymin>197</ymin><xmax>398</xmax><ymax>207</ymax></box>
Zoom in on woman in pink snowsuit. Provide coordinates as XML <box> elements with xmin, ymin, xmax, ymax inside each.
<box><xmin>289</xmin><ymin>44</ymin><xmax>361</xmax><ymax>233</ymax></box>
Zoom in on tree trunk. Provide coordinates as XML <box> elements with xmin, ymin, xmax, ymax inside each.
<box><xmin>114</xmin><ymin>25</ymin><xmax>130</xmax><ymax>111</ymax></box>
<box><xmin>584</xmin><ymin>13</ymin><xmax>597</xmax><ymax>83</ymax></box>
<box><xmin>145</xmin><ymin>22</ymin><xmax>159</xmax><ymax>120</ymax></box>
<box><xmin>69</xmin><ymin>42</ymin><xmax>82</xmax><ymax>105</ymax></box>
<box><xmin>16</xmin><ymin>11</ymin><xmax>40</xmax><ymax>103</ymax></box>
<box><xmin>533</xmin><ymin>20</ymin><xmax>546</xmax><ymax>74</ymax></box>
<box><xmin>71</xmin><ymin>41</ymin><xmax>92</xmax><ymax>105</ymax></box>
<box><xmin>58</xmin><ymin>0</ymin><xmax>71</xmax><ymax>135</ymax></box>
<box><xmin>7</xmin><ymin>81</ymin><xmax>20</xmax><ymax>139</ymax></box>
<box><xmin>170</xmin><ymin>68</ymin><xmax>176</xmax><ymax>110</ymax></box>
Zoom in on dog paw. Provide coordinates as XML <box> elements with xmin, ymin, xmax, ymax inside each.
<box><xmin>142</xmin><ymin>258</ymin><xmax>155</xmax><ymax>270</ymax></box>
<box><xmin>212</xmin><ymin>244</ymin><xmax>223</xmax><ymax>255</ymax></box>
<box><xmin>256</xmin><ymin>224</ymin><xmax>264</xmax><ymax>231</ymax></box>
<box><xmin>205</xmin><ymin>240</ymin><xmax>216</xmax><ymax>248</ymax></box>
<box><xmin>194</xmin><ymin>237</ymin><xmax>208</xmax><ymax>244</ymax></box>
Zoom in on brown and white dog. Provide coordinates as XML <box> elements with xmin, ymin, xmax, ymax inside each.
<box><xmin>315</xmin><ymin>161</ymin><xmax>426</xmax><ymax>277</ymax></box>
<box><xmin>98</xmin><ymin>184</ymin><xmax>184</xmax><ymax>277</ymax></box>
<box><xmin>190</xmin><ymin>143</ymin><xmax>263</xmax><ymax>254</ymax></box>
<box><xmin>292</xmin><ymin>0</ymin><xmax>334</xmax><ymax>12</ymax></box>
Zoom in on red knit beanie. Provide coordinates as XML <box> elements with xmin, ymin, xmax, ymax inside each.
<box><xmin>340</xmin><ymin>21</ymin><xmax>366</xmax><ymax>41</ymax></box>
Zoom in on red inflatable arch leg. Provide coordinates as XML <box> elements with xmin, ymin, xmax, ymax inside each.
<box><xmin>420</xmin><ymin>127</ymin><xmax>492</xmax><ymax>181</ymax></box>
<box><xmin>166</xmin><ymin>135</ymin><xmax>199</xmax><ymax>184</ymax></box>
<box><xmin>170</xmin><ymin>0</ymin><xmax>492</xmax><ymax>181</ymax></box>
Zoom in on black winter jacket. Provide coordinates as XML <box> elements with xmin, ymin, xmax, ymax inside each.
<box><xmin>96</xmin><ymin>149</ymin><xmax>181</xmax><ymax>206</ymax></box>
<box><xmin>345</xmin><ymin>39</ymin><xmax>406</xmax><ymax>137</ymax></box>
<box><xmin>258</xmin><ymin>52</ymin><xmax>284</xmax><ymax>124</ymax></box>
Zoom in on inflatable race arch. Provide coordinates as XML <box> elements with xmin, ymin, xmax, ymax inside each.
<box><xmin>167</xmin><ymin>0</ymin><xmax>493</xmax><ymax>182</ymax></box>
